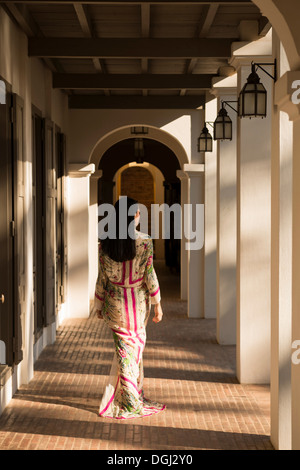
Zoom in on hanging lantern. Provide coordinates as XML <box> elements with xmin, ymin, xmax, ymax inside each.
<box><xmin>197</xmin><ymin>126</ymin><xmax>213</xmax><ymax>152</ymax></box>
<box><xmin>134</xmin><ymin>138</ymin><xmax>144</xmax><ymax>164</ymax></box>
<box><xmin>214</xmin><ymin>104</ymin><xmax>232</xmax><ymax>141</ymax></box>
<box><xmin>238</xmin><ymin>64</ymin><xmax>267</xmax><ymax>118</ymax></box>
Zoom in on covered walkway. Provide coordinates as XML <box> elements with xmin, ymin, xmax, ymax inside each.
<box><xmin>0</xmin><ymin>263</ymin><xmax>272</xmax><ymax>451</ymax></box>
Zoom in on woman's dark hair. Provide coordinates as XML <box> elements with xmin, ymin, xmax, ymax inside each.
<box><xmin>100</xmin><ymin>196</ymin><xmax>139</xmax><ymax>262</ymax></box>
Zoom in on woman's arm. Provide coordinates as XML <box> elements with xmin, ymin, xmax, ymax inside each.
<box><xmin>94</xmin><ymin>243</ymin><xmax>108</xmax><ymax>317</ymax></box>
<box><xmin>144</xmin><ymin>238</ymin><xmax>161</xmax><ymax>305</ymax></box>
<box><xmin>144</xmin><ymin>238</ymin><xmax>163</xmax><ymax>322</ymax></box>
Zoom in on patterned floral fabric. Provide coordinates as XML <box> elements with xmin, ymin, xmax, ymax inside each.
<box><xmin>94</xmin><ymin>230</ymin><xmax>166</xmax><ymax>419</ymax></box>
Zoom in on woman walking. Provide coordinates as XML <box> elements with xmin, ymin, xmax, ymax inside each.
<box><xmin>94</xmin><ymin>196</ymin><xmax>165</xmax><ymax>419</ymax></box>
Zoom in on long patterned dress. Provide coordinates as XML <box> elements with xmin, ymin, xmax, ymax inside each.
<box><xmin>94</xmin><ymin>230</ymin><xmax>166</xmax><ymax>419</ymax></box>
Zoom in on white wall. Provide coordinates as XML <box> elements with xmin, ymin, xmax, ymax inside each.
<box><xmin>68</xmin><ymin>108</ymin><xmax>202</xmax><ymax>166</ymax></box>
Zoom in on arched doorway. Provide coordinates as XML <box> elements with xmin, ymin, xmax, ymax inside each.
<box><xmin>120</xmin><ymin>166</ymin><xmax>154</xmax><ymax>217</ymax></box>
<box><xmin>88</xmin><ymin>125</ymin><xmax>192</xmax><ymax>310</ymax></box>
<box><xmin>98</xmin><ymin>137</ymin><xmax>181</xmax><ymax>273</ymax></box>
<box><xmin>119</xmin><ymin>165</ymin><xmax>155</xmax><ymax>243</ymax></box>
<box><xmin>252</xmin><ymin>0</ymin><xmax>300</xmax><ymax>71</ymax></box>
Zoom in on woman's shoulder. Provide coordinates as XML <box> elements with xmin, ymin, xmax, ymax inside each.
<box><xmin>135</xmin><ymin>230</ymin><xmax>152</xmax><ymax>242</ymax></box>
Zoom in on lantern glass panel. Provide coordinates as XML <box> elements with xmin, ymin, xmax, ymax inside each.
<box><xmin>224</xmin><ymin>118</ymin><xmax>232</xmax><ymax>140</ymax></box>
<box><xmin>244</xmin><ymin>89</ymin><xmax>255</xmax><ymax>116</ymax></box>
<box><xmin>214</xmin><ymin>115</ymin><xmax>232</xmax><ymax>140</ymax></box>
<box><xmin>239</xmin><ymin>80</ymin><xmax>267</xmax><ymax>117</ymax></box>
<box><xmin>206</xmin><ymin>135</ymin><xmax>213</xmax><ymax>152</ymax></box>
<box><xmin>198</xmin><ymin>131</ymin><xmax>213</xmax><ymax>152</ymax></box>
<box><xmin>256</xmin><ymin>84</ymin><xmax>267</xmax><ymax>116</ymax></box>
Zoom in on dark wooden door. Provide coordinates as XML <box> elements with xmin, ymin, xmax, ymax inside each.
<box><xmin>0</xmin><ymin>79</ymin><xmax>13</xmax><ymax>366</ymax></box>
<box><xmin>55</xmin><ymin>129</ymin><xmax>66</xmax><ymax>307</ymax></box>
<box><xmin>11</xmin><ymin>93</ymin><xmax>26</xmax><ymax>365</ymax></box>
<box><xmin>32</xmin><ymin>108</ymin><xmax>45</xmax><ymax>338</ymax></box>
<box><xmin>43</xmin><ymin>118</ymin><xmax>57</xmax><ymax>326</ymax></box>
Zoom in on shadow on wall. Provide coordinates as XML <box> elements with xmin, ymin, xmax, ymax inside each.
<box><xmin>69</xmin><ymin>112</ymin><xmax>198</xmax><ymax>169</ymax></box>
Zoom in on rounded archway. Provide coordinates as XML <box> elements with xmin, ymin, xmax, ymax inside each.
<box><xmin>120</xmin><ymin>165</ymin><xmax>155</xmax><ymax>236</ymax></box>
<box><xmin>89</xmin><ymin>125</ymin><xmax>189</xmax><ymax>303</ymax></box>
<box><xmin>252</xmin><ymin>0</ymin><xmax>300</xmax><ymax>70</ymax></box>
<box><xmin>114</xmin><ymin>162</ymin><xmax>166</xmax><ymax>260</ymax></box>
<box><xmin>98</xmin><ymin>137</ymin><xmax>181</xmax><ymax>205</ymax></box>
<box><xmin>97</xmin><ymin>136</ymin><xmax>182</xmax><ymax>273</ymax></box>
<box><xmin>89</xmin><ymin>124</ymin><xmax>189</xmax><ymax>171</ymax></box>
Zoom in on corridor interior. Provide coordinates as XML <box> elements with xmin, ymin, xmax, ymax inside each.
<box><xmin>0</xmin><ymin>261</ymin><xmax>272</xmax><ymax>450</ymax></box>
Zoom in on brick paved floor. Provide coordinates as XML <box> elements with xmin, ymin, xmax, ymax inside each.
<box><xmin>0</xmin><ymin>262</ymin><xmax>273</xmax><ymax>450</ymax></box>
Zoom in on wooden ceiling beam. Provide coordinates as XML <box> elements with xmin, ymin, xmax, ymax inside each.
<box><xmin>0</xmin><ymin>1</ymin><xmax>253</xmax><ymax>5</ymax></box>
<box><xmin>28</xmin><ymin>37</ymin><xmax>234</xmax><ymax>58</ymax></box>
<box><xmin>73</xmin><ymin>3</ymin><xmax>110</xmax><ymax>94</ymax></box>
<box><xmin>198</xmin><ymin>4</ymin><xmax>219</xmax><ymax>38</ymax></box>
<box><xmin>53</xmin><ymin>73</ymin><xmax>215</xmax><ymax>89</ymax></box>
<box><xmin>68</xmin><ymin>94</ymin><xmax>205</xmax><ymax>109</ymax></box>
<box><xmin>141</xmin><ymin>3</ymin><xmax>150</xmax><ymax>86</ymax></box>
<box><xmin>141</xmin><ymin>3</ymin><xmax>150</xmax><ymax>39</ymax></box>
<box><xmin>182</xmin><ymin>4</ymin><xmax>219</xmax><ymax>94</ymax></box>
<box><xmin>73</xmin><ymin>3</ymin><xmax>93</xmax><ymax>37</ymax></box>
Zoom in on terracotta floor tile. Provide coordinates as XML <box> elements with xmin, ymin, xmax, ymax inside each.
<box><xmin>0</xmin><ymin>262</ymin><xmax>272</xmax><ymax>450</ymax></box>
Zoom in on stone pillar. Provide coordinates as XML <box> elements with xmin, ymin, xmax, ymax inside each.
<box><xmin>291</xmin><ymin>115</ymin><xmax>300</xmax><ymax>451</ymax></box>
<box><xmin>204</xmin><ymin>95</ymin><xmax>217</xmax><ymax>319</ymax></box>
<box><xmin>211</xmin><ymin>74</ymin><xmax>238</xmax><ymax>345</ymax></box>
<box><xmin>67</xmin><ymin>163</ymin><xmax>95</xmax><ymax>318</ymax></box>
<box><xmin>230</xmin><ymin>35</ymin><xmax>273</xmax><ymax>383</ymax></box>
<box><xmin>276</xmin><ymin>69</ymin><xmax>300</xmax><ymax>449</ymax></box>
<box><xmin>183</xmin><ymin>164</ymin><xmax>205</xmax><ymax>318</ymax></box>
<box><xmin>270</xmin><ymin>37</ymin><xmax>293</xmax><ymax>450</ymax></box>
<box><xmin>176</xmin><ymin>170</ymin><xmax>188</xmax><ymax>301</ymax></box>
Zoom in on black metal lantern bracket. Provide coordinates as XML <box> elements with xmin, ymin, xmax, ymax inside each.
<box><xmin>221</xmin><ymin>100</ymin><xmax>238</xmax><ymax>114</ymax></box>
<box><xmin>204</xmin><ymin>121</ymin><xmax>214</xmax><ymax>129</ymax></box>
<box><xmin>251</xmin><ymin>59</ymin><xmax>277</xmax><ymax>82</ymax></box>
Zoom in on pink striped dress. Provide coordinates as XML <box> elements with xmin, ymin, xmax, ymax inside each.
<box><xmin>94</xmin><ymin>230</ymin><xmax>166</xmax><ymax>419</ymax></box>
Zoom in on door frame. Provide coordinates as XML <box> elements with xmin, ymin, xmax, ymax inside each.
<box><xmin>32</xmin><ymin>105</ymin><xmax>45</xmax><ymax>341</ymax></box>
<box><xmin>0</xmin><ymin>77</ymin><xmax>13</xmax><ymax>366</ymax></box>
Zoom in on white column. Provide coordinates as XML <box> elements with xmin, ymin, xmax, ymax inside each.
<box><xmin>204</xmin><ymin>95</ymin><xmax>217</xmax><ymax>319</ymax></box>
<box><xmin>67</xmin><ymin>163</ymin><xmax>95</xmax><ymax>319</ymax></box>
<box><xmin>292</xmin><ymin>117</ymin><xmax>300</xmax><ymax>451</ymax></box>
<box><xmin>211</xmin><ymin>75</ymin><xmax>238</xmax><ymax>345</ymax></box>
<box><xmin>277</xmin><ymin>69</ymin><xmax>300</xmax><ymax>449</ymax></box>
<box><xmin>176</xmin><ymin>170</ymin><xmax>189</xmax><ymax>301</ymax></box>
<box><xmin>271</xmin><ymin>37</ymin><xmax>293</xmax><ymax>450</ymax></box>
<box><xmin>183</xmin><ymin>164</ymin><xmax>205</xmax><ymax>318</ymax></box>
<box><xmin>231</xmin><ymin>38</ymin><xmax>273</xmax><ymax>383</ymax></box>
